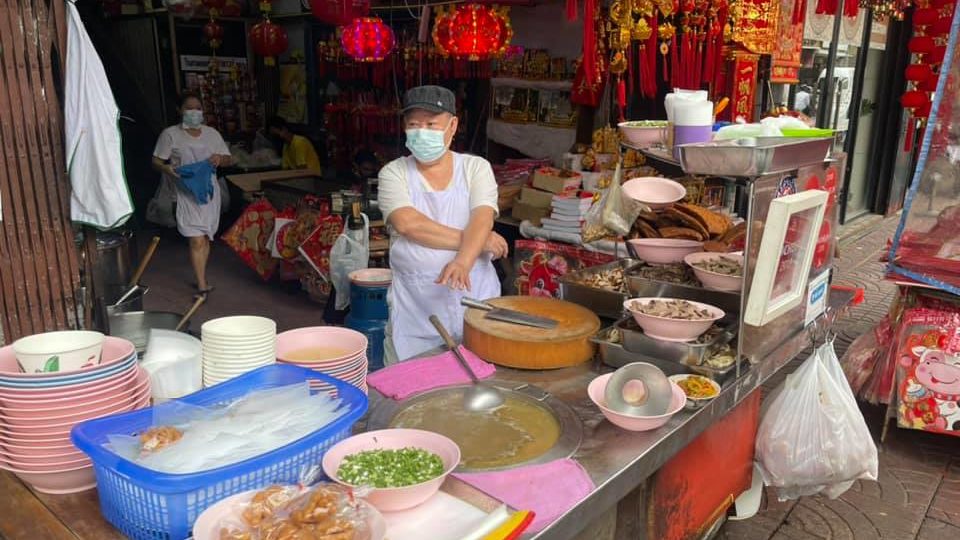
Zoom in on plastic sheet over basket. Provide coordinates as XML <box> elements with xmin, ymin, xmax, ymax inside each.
<box><xmin>887</xmin><ymin>10</ymin><xmax>960</xmax><ymax>293</ymax></box>
<box><xmin>105</xmin><ymin>383</ymin><xmax>350</xmax><ymax>474</ymax></box>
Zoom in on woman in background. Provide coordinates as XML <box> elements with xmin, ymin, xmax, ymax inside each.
<box><xmin>151</xmin><ymin>93</ymin><xmax>232</xmax><ymax>295</ymax></box>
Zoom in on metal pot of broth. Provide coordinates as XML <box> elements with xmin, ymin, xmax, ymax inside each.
<box><xmin>367</xmin><ymin>382</ymin><xmax>582</xmax><ymax>472</ymax></box>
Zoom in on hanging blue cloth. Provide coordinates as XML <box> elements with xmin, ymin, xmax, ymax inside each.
<box><xmin>176</xmin><ymin>160</ymin><xmax>216</xmax><ymax>205</ymax></box>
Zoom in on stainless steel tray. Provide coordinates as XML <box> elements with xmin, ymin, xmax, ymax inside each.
<box><xmin>678</xmin><ymin>137</ymin><xmax>833</xmax><ymax>176</ymax></box>
<box><xmin>560</xmin><ymin>259</ymin><xmax>640</xmax><ymax>319</ymax></box>
<box><xmin>616</xmin><ymin>316</ymin><xmax>737</xmax><ymax>367</ymax></box>
<box><xmin>625</xmin><ymin>271</ymin><xmax>742</xmax><ymax>315</ymax></box>
<box><xmin>591</xmin><ymin>326</ymin><xmax>690</xmax><ymax>376</ymax></box>
<box><xmin>592</xmin><ymin>325</ymin><xmax>737</xmax><ymax>383</ymax></box>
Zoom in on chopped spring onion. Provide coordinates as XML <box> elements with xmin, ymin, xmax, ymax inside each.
<box><xmin>336</xmin><ymin>447</ymin><xmax>445</xmax><ymax>488</ymax></box>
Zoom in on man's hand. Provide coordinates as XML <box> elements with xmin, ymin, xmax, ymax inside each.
<box><xmin>436</xmin><ymin>258</ymin><xmax>472</xmax><ymax>291</ymax></box>
<box><xmin>209</xmin><ymin>155</ymin><xmax>223</xmax><ymax>168</ymax></box>
<box><xmin>484</xmin><ymin>232</ymin><xmax>509</xmax><ymax>260</ymax></box>
<box><xmin>166</xmin><ymin>164</ymin><xmax>180</xmax><ymax>178</ymax></box>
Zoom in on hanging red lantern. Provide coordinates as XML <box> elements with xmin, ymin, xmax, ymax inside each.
<box><xmin>433</xmin><ymin>4</ymin><xmax>512</xmax><ymax>61</ymax></box>
<box><xmin>901</xmin><ymin>90</ymin><xmax>931</xmax><ymax>109</ymax></box>
<box><xmin>221</xmin><ymin>0</ymin><xmax>243</xmax><ymax>17</ymax></box>
<box><xmin>905</xmin><ymin>64</ymin><xmax>934</xmax><ymax>82</ymax></box>
<box><xmin>202</xmin><ymin>0</ymin><xmax>226</xmax><ymax>16</ymax></box>
<box><xmin>908</xmin><ymin>36</ymin><xmax>936</xmax><ymax>54</ymax></box>
<box><xmin>913</xmin><ymin>8</ymin><xmax>939</xmax><ymax>27</ymax></box>
<box><xmin>204</xmin><ymin>19</ymin><xmax>224</xmax><ymax>49</ymax></box>
<box><xmin>340</xmin><ymin>17</ymin><xmax>395</xmax><ymax>62</ymax></box>
<box><xmin>915</xmin><ymin>100</ymin><xmax>933</xmax><ymax>119</ymax></box>
<box><xmin>249</xmin><ymin>18</ymin><xmax>288</xmax><ymax>66</ymax></box>
<box><xmin>311</xmin><ymin>0</ymin><xmax>370</xmax><ymax>26</ymax></box>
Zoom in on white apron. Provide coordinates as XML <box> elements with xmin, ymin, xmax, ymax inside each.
<box><xmin>387</xmin><ymin>154</ymin><xmax>501</xmax><ymax>361</ymax></box>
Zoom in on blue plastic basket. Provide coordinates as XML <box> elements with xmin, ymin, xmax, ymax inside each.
<box><xmin>70</xmin><ymin>364</ymin><xmax>367</xmax><ymax>540</ymax></box>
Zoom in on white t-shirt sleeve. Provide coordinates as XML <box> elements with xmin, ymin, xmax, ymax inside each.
<box><xmin>466</xmin><ymin>156</ymin><xmax>499</xmax><ymax>217</ymax></box>
<box><xmin>153</xmin><ymin>128</ymin><xmax>174</xmax><ymax>160</ymax></box>
<box><xmin>377</xmin><ymin>159</ymin><xmax>412</xmax><ymax>223</ymax></box>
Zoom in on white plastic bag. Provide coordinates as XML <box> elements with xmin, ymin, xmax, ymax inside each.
<box><xmin>756</xmin><ymin>341</ymin><xmax>878</xmax><ymax>501</ymax></box>
<box><xmin>601</xmin><ymin>161</ymin><xmax>636</xmax><ymax>237</ymax></box>
<box><xmin>582</xmin><ymin>162</ymin><xmax>647</xmax><ymax>242</ymax></box>
<box><xmin>330</xmin><ymin>213</ymin><xmax>369</xmax><ymax>310</ymax></box>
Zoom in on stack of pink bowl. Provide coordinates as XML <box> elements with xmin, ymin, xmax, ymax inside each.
<box><xmin>276</xmin><ymin>327</ymin><xmax>369</xmax><ymax>394</ymax></box>
<box><xmin>0</xmin><ymin>336</ymin><xmax>150</xmax><ymax>494</ymax></box>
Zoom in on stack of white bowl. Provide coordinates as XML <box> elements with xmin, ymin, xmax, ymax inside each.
<box><xmin>0</xmin><ymin>334</ymin><xmax>148</xmax><ymax>494</ymax></box>
<box><xmin>201</xmin><ymin>316</ymin><xmax>277</xmax><ymax>387</ymax></box>
<box><xmin>276</xmin><ymin>327</ymin><xmax>369</xmax><ymax>395</ymax></box>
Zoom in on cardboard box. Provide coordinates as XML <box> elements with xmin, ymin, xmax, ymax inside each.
<box><xmin>532</xmin><ymin>167</ymin><xmax>582</xmax><ymax>195</ymax></box>
<box><xmin>512</xmin><ymin>201</ymin><xmax>551</xmax><ymax>226</ymax></box>
<box><xmin>519</xmin><ymin>186</ymin><xmax>555</xmax><ymax>208</ymax></box>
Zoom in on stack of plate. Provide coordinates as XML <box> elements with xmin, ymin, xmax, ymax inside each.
<box><xmin>201</xmin><ymin>316</ymin><xmax>277</xmax><ymax>387</ymax></box>
<box><xmin>276</xmin><ymin>327</ymin><xmax>369</xmax><ymax>395</ymax></box>
<box><xmin>0</xmin><ymin>337</ymin><xmax>148</xmax><ymax>494</ymax></box>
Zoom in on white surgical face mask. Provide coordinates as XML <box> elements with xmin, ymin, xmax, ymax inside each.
<box><xmin>182</xmin><ymin>109</ymin><xmax>204</xmax><ymax>129</ymax></box>
<box><xmin>405</xmin><ymin>118</ymin><xmax>452</xmax><ymax>163</ymax></box>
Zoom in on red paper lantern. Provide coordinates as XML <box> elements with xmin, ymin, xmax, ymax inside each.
<box><xmin>915</xmin><ymin>100</ymin><xmax>933</xmax><ymax>119</ymax></box>
<box><xmin>249</xmin><ymin>19</ymin><xmax>288</xmax><ymax>66</ymax></box>
<box><xmin>311</xmin><ymin>0</ymin><xmax>370</xmax><ymax>26</ymax></box>
<box><xmin>908</xmin><ymin>36</ymin><xmax>935</xmax><ymax>54</ymax></box>
<box><xmin>222</xmin><ymin>0</ymin><xmax>243</xmax><ymax>17</ymax></box>
<box><xmin>905</xmin><ymin>64</ymin><xmax>934</xmax><ymax>82</ymax></box>
<box><xmin>913</xmin><ymin>8</ymin><xmax>939</xmax><ymax>27</ymax></box>
<box><xmin>340</xmin><ymin>17</ymin><xmax>395</xmax><ymax>62</ymax></box>
<box><xmin>204</xmin><ymin>19</ymin><xmax>224</xmax><ymax>49</ymax></box>
<box><xmin>433</xmin><ymin>4</ymin><xmax>513</xmax><ymax>61</ymax></box>
<box><xmin>901</xmin><ymin>90</ymin><xmax>931</xmax><ymax>109</ymax></box>
<box><xmin>202</xmin><ymin>0</ymin><xmax>226</xmax><ymax>15</ymax></box>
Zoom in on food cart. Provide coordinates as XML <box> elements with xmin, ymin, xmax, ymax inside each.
<box><xmin>0</xmin><ymin>136</ymin><xmax>851</xmax><ymax>539</ymax></box>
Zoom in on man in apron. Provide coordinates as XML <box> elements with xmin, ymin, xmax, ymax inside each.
<box><xmin>378</xmin><ymin>86</ymin><xmax>509</xmax><ymax>363</ymax></box>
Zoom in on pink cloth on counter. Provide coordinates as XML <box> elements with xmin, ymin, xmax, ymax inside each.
<box><xmin>366</xmin><ymin>346</ymin><xmax>496</xmax><ymax>400</ymax></box>
<box><xmin>454</xmin><ymin>459</ymin><xmax>595</xmax><ymax>533</ymax></box>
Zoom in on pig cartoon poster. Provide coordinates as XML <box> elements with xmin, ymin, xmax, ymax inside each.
<box><xmin>898</xmin><ymin>338</ymin><xmax>960</xmax><ymax>436</ymax></box>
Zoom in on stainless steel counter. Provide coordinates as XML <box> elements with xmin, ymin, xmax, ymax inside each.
<box><xmin>367</xmin><ymin>291</ymin><xmax>853</xmax><ymax>540</ymax></box>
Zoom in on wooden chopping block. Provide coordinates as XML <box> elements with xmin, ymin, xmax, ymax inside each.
<box><xmin>463</xmin><ymin>296</ymin><xmax>600</xmax><ymax>369</ymax></box>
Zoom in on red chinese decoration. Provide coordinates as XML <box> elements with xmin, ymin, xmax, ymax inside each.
<box><xmin>204</xmin><ymin>20</ymin><xmax>224</xmax><ymax>50</ymax></box>
<box><xmin>900</xmin><ymin>0</ymin><xmax>957</xmax><ymax>134</ymax></box>
<box><xmin>249</xmin><ymin>18</ymin><xmax>288</xmax><ymax>66</ymax></box>
<box><xmin>433</xmin><ymin>4</ymin><xmax>513</xmax><ymax>61</ymax></box>
<box><xmin>311</xmin><ymin>0</ymin><xmax>370</xmax><ymax>26</ymax></box>
<box><xmin>201</xmin><ymin>0</ymin><xmax>226</xmax><ymax>16</ymax></box>
<box><xmin>340</xmin><ymin>17</ymin><xmax>395</xmax><ymax>62</ymax></box>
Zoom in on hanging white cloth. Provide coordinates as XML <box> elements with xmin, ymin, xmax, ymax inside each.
<box><xmin>65</xmin><ymin>0</ymin><xmax>133</xmax><ymax>230</ymax></box>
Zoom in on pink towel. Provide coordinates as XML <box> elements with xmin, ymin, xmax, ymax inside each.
<box><xmin>366</xmin><ymin>346</ymin><xmax>496</xmax><ymax>400</ymax></box>
<box><xmin>454</xmin><ymin>459</ymin><xmax>595</xmax><ymax>533</ymax></box>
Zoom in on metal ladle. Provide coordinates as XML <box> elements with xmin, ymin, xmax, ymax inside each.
<box><xmin>429</xmin><ymin>315</ymin><xmax>505</xmax><ymax>412</ymax></box>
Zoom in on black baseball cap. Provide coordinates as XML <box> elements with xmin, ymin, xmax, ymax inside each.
<box><xmin>401</xmin><ymin>85</ymin><xmax>456</xmax><ymax>115</ymax></box>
